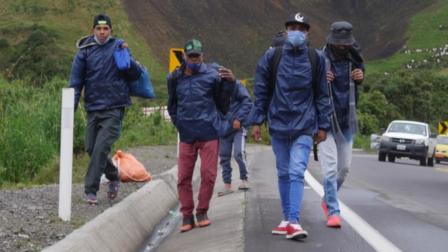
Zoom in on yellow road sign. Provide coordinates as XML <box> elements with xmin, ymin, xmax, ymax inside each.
<box><xmin>438</xmin><ymin>121</ymin><xmax>448</xmax><ymax>134</ymax></box>
<box><xmin>169</xmin><ymin>48</ymin><xmax>184</xmax><ymax>73</ymax></box>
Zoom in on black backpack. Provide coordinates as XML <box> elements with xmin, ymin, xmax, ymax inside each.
<box><xmin>267</xmin><ymin>47</ymin><xmax>319</xmax><ymax>98</ymax></box>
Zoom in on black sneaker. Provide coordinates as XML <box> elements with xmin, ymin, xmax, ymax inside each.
<box><xmin>108</xmin><ymin>180</ymin><xmax>120</xmax><ymax>200</ymax></box>
<box><xmin>196</xmin><ymin>213</ymin><xmax>211</xmax><ymax>227</ymax></box>
<box><xmin>180</xmin><ymin>216</ymin><xmax>195</xmax><ymax>233</ymax></box>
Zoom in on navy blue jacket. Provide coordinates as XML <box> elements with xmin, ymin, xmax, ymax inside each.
<box><xmin>167</xmin><ymin>63</ymin><xmax>235</xmax><ymax>143</ymax></box>
<box><xmin>220</xmin><ymin>81</ymin><xmax>253</xmax><ymax>136</ymax></box>
<box><xmin>324</xmin><ymin>47</ymin><xmax>364</xmax><ymax>131</ymax></box>
<box><xmin>252</xmin><ymin>43</ymin><xmax>331</xmax><ymax>139</ymax></box>
<box><xmin>228</xmin><ymin>82</ymin><xmax>253</xmax><ymax>126</ymax></box>
<box><xmin>69</xmin><ymin>35</ymin><xmax>131</xmax><ymax>112</ymax></box>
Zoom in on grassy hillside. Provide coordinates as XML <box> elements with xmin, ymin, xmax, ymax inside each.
<box><xmin>0</xmin><ymin>0</ymin><xmax>165</xmax><ymax>88</ymax></box>
<box><xmin>123</xmin><ymin>0</ymin><xmax>434</xmax><ymax>78</ymax></box>
<box><xmin>367</xmin><ymin>0</ymin><xmax>448</xmax><ymax>74</ymax></box>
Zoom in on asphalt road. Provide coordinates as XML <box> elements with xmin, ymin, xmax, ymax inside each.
<box><xmin>245</xmin><ymin>150</ymin><xmax>448</xmax><ymax>252</ymax></box>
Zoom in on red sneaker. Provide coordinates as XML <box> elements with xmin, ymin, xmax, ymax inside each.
<box><xmin>272</xmin><ymin>220</ymin><xmax>289</xmax><ymax>235</ymax></box>
<box><xmin>286</xmin><ymin>223</ymin><xmax>308</xmax><ymax>240</ymax></box>
<box><xmin>321</xmin><ymin>201</ymin><xmax>329</xmax><ymax>217</ymax></box>
<box><xmin>327</xmin><ymin>215</ymin><xmax>341</xmax><ymax>228</ymax></box>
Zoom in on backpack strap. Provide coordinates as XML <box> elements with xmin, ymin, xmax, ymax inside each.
<box><xmin>268</xmin><ymin>46</ymin><xmax>283</xmax><ymax>97</ymax></box>
<box><xmin>307</xmin><ymin>48</ymin><xmax>318</xmax><ymax>95</ymax></box>
<box><xmin>268</xmin><ymin>47</ymin><xmax>318</xmax><ymax>97</ymax></box>
<box><xmin>307</xmin><ymin>48</ymin><xmax>320</xmax><ymax>161</ymax></box>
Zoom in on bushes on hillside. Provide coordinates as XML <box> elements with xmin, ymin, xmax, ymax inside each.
<box><xmin>0</xmin><ymin>25</ymin><xmax>71</xmax><ymax>87</ymax></box>
<box><xmin>358</xmin><ymin>70</ymin><xmax>448</xmax><ymax>134</ymax></box>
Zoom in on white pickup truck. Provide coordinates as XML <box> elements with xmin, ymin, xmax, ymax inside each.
<box><xmin>371</xmin><ymin>120</ymin><xmax>437</xmax><ymax>166</ymax></box>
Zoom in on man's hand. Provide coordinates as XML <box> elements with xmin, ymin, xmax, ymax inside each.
<box><xmin>315</xmin><ymin>130</ymin><xmax>327</xmax><ymax>144</ymax></box>
<box><xmin>121</xmin><ymin>42</ymin><xmax>129</xmax><ymax>49</ymax></box>
<box><xmin>233</xmin><ymin>119</ymin><xmax>241</xmax><ymax>130</ymax></box>
<box><xmin>326</xmin><ymin>70</ymin><xmax>335</xmax><ymax>83</ymax></box>
<box><xmin>251</xmin><ymin>125</ymin><xmax>262</xmax><ymax>142</ymax></box>
<box><xmin>218</xmin><ymin>67</ymin><xmax>236</xmax><ymax>83</ymax></box>
<box><xmin>352</xmin><ymin>68</ymin><xmax>364</xmax><ymax>82</ymax></box>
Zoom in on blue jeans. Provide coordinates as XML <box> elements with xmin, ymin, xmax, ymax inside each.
<box><xmin>318</xmin><ymin>131</ymin><xmax>353</xmax><ymax>216</ymax></box>
<box><xmin>219</xmin><ymin>128</ymin><xmax>248</xmax><ymax>184</ymax></box>
<box><xmin>272</xmin><ymin>135</ymin><xmax>312</xmax><ymax>223</ymax></box>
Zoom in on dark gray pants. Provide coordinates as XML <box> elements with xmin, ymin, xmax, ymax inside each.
<box><xmin>84</xmin><ymin>108</ymin><xmax>124</xmax><ymax>194</ymax></box>
<box><xmin>219</xmin><ymin>128</ymin><xmax>248</xmax><ymax>184</ymax></box>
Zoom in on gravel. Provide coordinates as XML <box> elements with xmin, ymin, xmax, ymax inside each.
<box><xmin>0</xmin><ymin>145</ymin><xmax>177</xmax><ymax>252</ymax></box>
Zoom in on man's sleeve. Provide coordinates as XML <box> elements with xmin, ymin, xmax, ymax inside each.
<box><xmin>251</xmin><ymin>49</ymin><xmax>273</xmax><ymax>125</ymax></box>
<box><xmin>233</xmin><ymin>82</ymin><xmax>253</xmax><ymax>122</ymax></box>
<box><xmin>315</xmin><ymin>52</ymin><xmax>332</xmax><ymax>131</ymax></box>
<box><xmin>69</xmin><ymin>50</ymin><xmax>86</xmax><ymax>111</ymax></box>
<box><xmin>167</xmin><ymin>73</ymin><xmax>177</xmax><ymax>126</ymax></box>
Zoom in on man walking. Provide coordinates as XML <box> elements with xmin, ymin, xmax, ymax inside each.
<box><xmin>69</xmin><ymin>14</ymin><xmax>131</xmax><ymax>205</ymax></box>
<box><xmin>251</xmin><ymin>12</ymin><xmax>331</xmax><ymax>240</ymax></box>
<box><xmin>217</xmin><ymin>81</ymin><xmax>253</xmax><ymax>196</ymax></box>
<box><xmin>318</xmin><ymin>21</ymin><xmax>364</xmax><ymax>228</ymax></box>
<box><xmin>167</xmin><ymin>39</ymin><xmax>236</xmax><ymax>232</ymax></box>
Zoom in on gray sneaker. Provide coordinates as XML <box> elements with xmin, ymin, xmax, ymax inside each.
<box><xmin>85</xmin><ymin>193</ymin><xmax>98</xmax><ymax>205</ymax></box>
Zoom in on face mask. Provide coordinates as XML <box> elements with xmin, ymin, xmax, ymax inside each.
<box><xmin>286</xmin><ymin>31</ymin><xmax>307</xmax><ymax>48</ymax></box>
<box><xmin>331</xmin><ymin>45</ymin><xmax>350</xmax><ymax>56</ymax></box>
<box><xmin>187</xmin><ymin>62</ymin><xmax>202</xmax><ymax>73</ymax></box>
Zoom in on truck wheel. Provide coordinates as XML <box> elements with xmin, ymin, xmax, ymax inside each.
<box><xmin>420</xmin><ymin>157</ymin><xmax>427</xmax><ymax>166</ymax></box>
<box><xmin>388</xmin><ymin>154</ymin><xmax>395</xmax><ymax>162</ymax></box>
<box><xmin>427</xmin><ymin>157</ymin><xmax>434</xmax><ymax>167</ymax></box>
<box><xmin>378</xmin><ymin>152</ymin><xmax>386</xmax><ymax>161</ymax></box>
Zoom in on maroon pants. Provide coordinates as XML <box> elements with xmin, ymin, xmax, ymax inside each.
<box><xmin>178</xmin><ymin>139</ymin><xmax>219</xmax><ymax>218</ymax></box>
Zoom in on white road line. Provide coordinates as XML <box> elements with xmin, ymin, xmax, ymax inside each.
<box><xmin>304</xmin><ymin>170</ymin><xmax>402</xmax><ymax>252</ymax></box>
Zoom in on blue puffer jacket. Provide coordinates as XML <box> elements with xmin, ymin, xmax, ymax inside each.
<box><xmin>252</xmin><ymin>43</ymin><xmax>331</xmax><ymax>139</ymax></box>
<box><xmin>69</xmin><ymin>35</ymin><xmax>131</xmax><ymax>112</ymax></box>
<box><xmin>324</xmin><ymin>47</ymin><xmax>364</xmax><ymax>131</ymax></box>
<box><xmin>167</xmin><ymin>63</ymin><xmax>235</xmax><ymax>143</ymax></box>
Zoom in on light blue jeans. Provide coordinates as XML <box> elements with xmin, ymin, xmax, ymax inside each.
<box><xmin>272</xmin><ymin>135</ymin><xmax>312</xmax><ymax>223</ymax></box>
<box><xmin>318</xmin><ymin>131</ymin><xmax>353</xmax><ymax>216</ymax></box>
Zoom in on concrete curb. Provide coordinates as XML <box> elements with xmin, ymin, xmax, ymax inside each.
<box><xmin>44</xmin><ymin>164</ymin><xmax>200</xmax><ymax>252</ymax></box>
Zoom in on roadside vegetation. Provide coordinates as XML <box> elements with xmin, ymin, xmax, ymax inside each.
<box><xmin>1</xmin><ymin>0</ymin><xmax>448</xmax><ymax>187</ymax></box>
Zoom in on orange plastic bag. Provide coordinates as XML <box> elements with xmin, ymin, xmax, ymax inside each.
<box><xmin>112</xmin><ymin>150</ymin><xmax>151</xmax><ymax>182</ymax></box>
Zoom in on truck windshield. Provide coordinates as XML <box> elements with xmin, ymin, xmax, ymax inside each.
<box><xmin>387</xmin><ymin>122</ymin><xmax>427</xmax><ymax>136</ymax></box>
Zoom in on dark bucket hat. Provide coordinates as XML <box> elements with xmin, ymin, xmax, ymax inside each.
<box><xmin>327</xmin><ymin>21</ymin><xmax>356</xmax><ymax>45</ymax></box>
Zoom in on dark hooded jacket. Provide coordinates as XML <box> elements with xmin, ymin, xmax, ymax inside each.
<box><xmin>69</xmin><ymin>35</ymin><xmax>131</xmax><ymax>111</ymax></box>
<box><xmin>252</xmin><ymin>41</ymin><xmax>331</xmax><ymax>139</ymax></box>
<box><xmin>324</xmin><ymin>45</ymin><xmax>364</xmax><ymax>131</ymax></box>
<box><xmin>167</xmin><ymin>63</ymin><xmax>235</xmax><ymax>143</ymax></box>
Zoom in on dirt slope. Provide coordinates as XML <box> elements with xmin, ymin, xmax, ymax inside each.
<box><xmin>122</xmin><ymin>0</ymin><xmax>435</xmax><ymax>77</ymax></box>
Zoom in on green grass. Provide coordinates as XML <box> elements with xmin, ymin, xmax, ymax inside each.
<box><xmin>0</xmin><ymin>77</ymin><xmax>177</xmax><ymax>188</ymax></box>
<box><xmin>367</xmin><ymin>0</ymin><xmax>448</xmax><ymax>74</ymax></box>
<box><xmin>0</xmin><ymin>0</ymin><xmax>166</xmax><ymax>86</ymax></box>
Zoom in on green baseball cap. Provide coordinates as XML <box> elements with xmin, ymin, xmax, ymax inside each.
<box><xmin>184</xmin><ymin>39</ymin><xmax>203</xmax><ymax>56</ymax></box>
